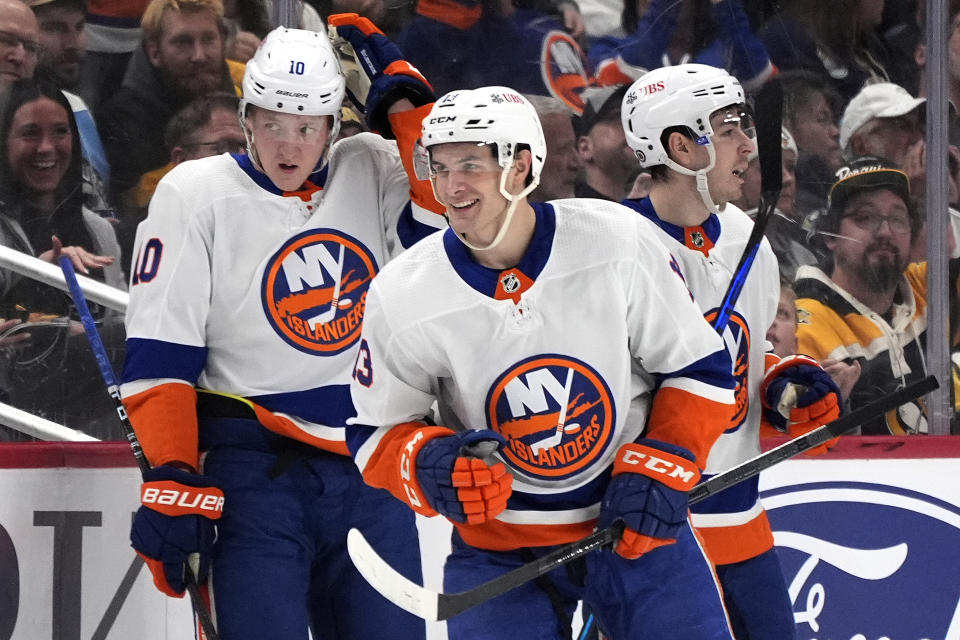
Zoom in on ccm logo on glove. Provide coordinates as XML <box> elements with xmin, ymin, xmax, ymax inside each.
<box><xmin>615</xmin><ymin>445</ymin><xmax>700</xmax><ymax>491</ymax></box>
<box><xmin>141</xmin><ymin>481</ymin><xmax>224</xmax><ymax>518</ymax></box>
<box><xmin>400</xmin><ymin>430</ymin><xmax>426</xmax><ymax>508</ymax></box>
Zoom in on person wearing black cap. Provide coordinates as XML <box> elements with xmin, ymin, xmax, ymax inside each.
<box><xmin>573</xmin><ymin>84</ymin><xmax>639</xmax><ymax>201</ymax></box>
<box><xmin>795</xmin><ymin>157</ymin><xmax>930</xmax><ymax>434</ymax></box>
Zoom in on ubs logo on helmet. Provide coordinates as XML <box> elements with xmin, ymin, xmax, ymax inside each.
<box><xmin>705</xmin><ymin>308</ymin><xmax>751</xmax><ymax>432</ymax></box>
<box><xmin>486</xmin><ymin>355</ymin><xmax>615</xmax><ymax>480</ymax></box>
<box><xmin>261</xmin><ymin>229</ymin><xmax>377</xmax><ymax>355</ymax></box>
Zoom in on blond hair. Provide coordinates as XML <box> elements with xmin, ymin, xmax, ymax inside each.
<box><xmin>141</xmin><ymin>0</ymin><xmax>225</xmax><ymax>42</ymax></box>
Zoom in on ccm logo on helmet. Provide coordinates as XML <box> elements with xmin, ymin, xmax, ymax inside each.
<box><xmin>619</xmin><ymin>449</ymin><xmax>697</xmax><ymax>484</ymax></box>
<box><xmin>142</xmin><ymin>486</ymin><xmax>225</xmax><ymax>516</ymax></box>
<box><xmin>429</xmin><ymin>115</ymin><xmax>456</xmax><ymax>124</ymax></box>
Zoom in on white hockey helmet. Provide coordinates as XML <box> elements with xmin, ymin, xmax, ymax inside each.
<box><xmin>240</xmin><ymin>27</ymin><xmax>345</xmax><ymax>131</ymax></box>
<box><xmin>421</xmin><ymin>87</ymin><xmax>547</xmax><ymax>186</ymax></box>
<box><xmin>621</xmin><ymin>63</ymin><xmax>746</xmax><ymax>168</ymax></box>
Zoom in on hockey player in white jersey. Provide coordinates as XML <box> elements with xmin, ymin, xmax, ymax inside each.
<box><xmin>620</xmin><ymin>63</ymin><xmax>843</xmax><ymax>639</ymax></box>
<box><xmin>121</xmin><ymin>21</ymin><xmax>444</xmax><ymax>640</ymax></box>
<box><xmin>347</xmin><ymin>85</ymin><xmax>740</xmax><ymax>639</ymax></box>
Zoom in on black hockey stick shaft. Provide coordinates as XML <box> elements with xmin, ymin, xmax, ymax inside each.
<box><xmin>58</xmin><ymin>257</ymin><xmax>221</xmax><ymax>640</ymax></box>
<box><xmin>713</xmin><ymin>78</ymin><xmax>782</xmax><ymax>331</ymax></box>
<box><xmin>432</xmin><ymin>374</ymin><xmax>938</xmax><ymax>620</ymax></box>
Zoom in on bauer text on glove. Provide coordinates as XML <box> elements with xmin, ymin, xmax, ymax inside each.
<box><xmin>130</xmin><ymin>465</ymin><xmax>223</xmax><ymax>598</ymax></box>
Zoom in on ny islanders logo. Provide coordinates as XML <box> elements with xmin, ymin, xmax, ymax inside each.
<box><xmin>486</xmin><ymin>355</ymin><xmax>615</xmax><ymax>480</ymax></box>
<box><xmin>261</xmin><ymin>229</ymin><xmax>377</xmax><ymax>355</ymax></box>
<box><xmin>706</xmin><ymin>307</ymin><xmax>751</xmax><ymax>432</ymax></box>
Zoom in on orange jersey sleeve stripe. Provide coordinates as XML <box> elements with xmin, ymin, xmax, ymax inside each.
<box><xmin>389</xmin><ymin>104</ymin><xmax>446</xmax><ymax>215</ymax></box>
<box><xmin>455</xmin><ymin>518</ymin><xmax>595</xmax><ymax>551</ymax></box>
<box><xmin>123</xmin><ymin>383</ymin><xmax>199</xmax><ymax>470</ymax></box>
<box><xmin>644</xmin><ymin>386</ymin><xmax>734</xmax><ymax>469</ymax></box>
<box><xmin>696</xmin><ymin>510</ymin><xmax>774</xmax><ymax>566</ymax></box>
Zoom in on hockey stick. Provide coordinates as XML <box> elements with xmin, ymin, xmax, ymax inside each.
<box><xmin>58</xmin><ymin>256</ymin><xmax>221</xmax><ymax>640</ymax></box>
<box><xmin>347</xmin><ymin>374</ymin><xmax>938</xmax><ymax>621</ymax></box>
<box><xmin>713</xmin><ymin>78</ymin><xmax>783</xmax><ymax>332</ymax></box>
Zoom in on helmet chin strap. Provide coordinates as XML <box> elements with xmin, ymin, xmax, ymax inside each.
<box><xmin>663</xmin><ymin>141</ymin><xmax>725</xmax><ymax>214</ymax></box>
<box><xmin>432</xmin><ymin>165</ymin><xmax>540</xmax><ymax>253</ymax></box>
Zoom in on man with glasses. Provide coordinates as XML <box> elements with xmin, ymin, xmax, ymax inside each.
<box><xmin>122</xmin><ymin>91</ymin><xmax>245</xmax><ymax>207</ymax></box>
<box><xmin>0</xmin><ymin>0</ymin><xmax>40</xmax><ymax>84</ymax></box>
<box><xmin>796</xmin><ymin>157</ymin><xmax>930</xmax><ymax>434</ymax></box>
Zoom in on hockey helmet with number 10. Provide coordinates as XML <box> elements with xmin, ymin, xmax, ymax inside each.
<box><xmin>621</xmin><ymin>64</ymin><xmax>746</xmax><ymax>168</ymax></box>
<box><xmin>420</xmin><ymin>87</ymin><xmax>547</xmax><ymax>189</ymax></box>
<box><xmin>240</xmin><ymin>27</ymin><xmax>346</xmax><ymax>136</ymax></box>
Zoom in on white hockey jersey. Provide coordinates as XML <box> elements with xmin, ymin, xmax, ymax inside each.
<box><xmin>349</xmin><ymin>199</ymin><xmax>737</xmax><ymax>551</ymax></box>
<box><xmin>623</xmin><ymin>196</ymin><xmax>781</xmax><ymax>565</ymax></box>
<box><xmin>120</xmin><ymin>133</ymin><xmax>445</xmax><ymax>469</ymax></box>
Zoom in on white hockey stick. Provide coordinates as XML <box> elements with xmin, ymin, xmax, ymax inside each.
<box><xmin>347</xmin><ymin>374</ymin><xmax>938</xmax><ymax>622</ymax></box>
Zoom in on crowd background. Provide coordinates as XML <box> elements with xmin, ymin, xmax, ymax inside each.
<box><xmin>0</xmin><ymin>0</ymin><xmax>958</xmax><ymax>440</ymax></box>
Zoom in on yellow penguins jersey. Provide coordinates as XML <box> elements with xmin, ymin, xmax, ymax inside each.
<box><xmin>348</xmin><ymin>200</ymin><xmax>737</xmax><ymax>551</ymax></box>
<box><xmin>622</xmin><ymin>197</ymin><xmax>781</xmax><ymax>566</ymax></box>
<box><xmin>120</xmin><ymin>132</ymin><xmax>445</xmax><ymax>469</ymax></box>
<box><xmin>795</xmin><ymin>262</ymin><xmax>928</xmax><ymax>435</ymax></box>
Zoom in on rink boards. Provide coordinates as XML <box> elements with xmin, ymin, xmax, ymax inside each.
<box><xmin>0</xmin><ymin>436</ymin><xmax>958</xmax><ymax>640</ymax></box>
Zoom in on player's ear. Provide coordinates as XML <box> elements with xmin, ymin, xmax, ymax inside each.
<box><xmin>576</xmin><ymin>135</ymin><xmax>592</xmax><ymax>161</ymax></box>
<box><xmin>171</xmin><ymin>146</ymin><xmax>187</xmax><ymax>165</ymax></box>
<box><xmin>666</xmin><ymin>130</ymin><xmax>690</xmax><ymax>158</ymax></box>
<box><xmin>513</xmin><ymin>149</ymin><xmax>532</xmax><ymax>180</ymax></box>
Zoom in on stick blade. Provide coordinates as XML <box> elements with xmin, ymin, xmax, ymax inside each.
<box><xmin>754</xmin><ymin>78</ymin><xmax>783</xmax><ymax>200</ymax></box>
<box><xmin>347</xmin><ymin>528</ymin><xmax>440</xmax><ymax>621</ymax></box>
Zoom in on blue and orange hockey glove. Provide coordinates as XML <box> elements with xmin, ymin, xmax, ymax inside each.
<box><xmin>130</xmin><ymin>465</ymin><xmax>223</xmax><ymax>598</ymax></box>
<box><xmin>598</xmin><ymin>439</ymin><xmax>700</xmax><ymax>559</ymax></box>
<box><xmin>328</xmin><ymin>12</ymin><xmax>434</xmax><ymax>137</ymax></box>
<box><xmin>760</xmin><ymin>354</ymin><xmax>842</xmax><ymax>454</ymax></box>
<box><xmin>412</xmin><ymin>429</ymin><xmax>513</xmax><ymax>525</ymax></box>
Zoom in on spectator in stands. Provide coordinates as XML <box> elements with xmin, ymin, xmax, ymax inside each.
<box><xmin>28</xmin><ymin>0</ymin><xmax>113</xmax><ymax>214</ymax></box>
<box><xmin>396</xmin><ymin>0</ymin><xmax>591</xmax><ymax>112</ymax></box>
<box><xmin>779</xmin><ymin>70</ymin><xmax>845</xmax><ymax>218</ymax></box>
<box><xmin>0</xmin><ymin>77</ymin><xmax>123</xmax><ymax>306</ymax></box>
<box><xmin>730</xmin><ymin>125</ymin><xmax>817</xmax><ymax>282</ymax></box>
<box><xmin>795</xmin><ymin>157</ymin><xmax>929</xmax><ymax>434</ymax></box>
<box><xmin>97</xmin><ymin>0</ymin><xmax>242</xmax><ymax>262</ymax></box>
<box><xmin>0</xmin><ymin>0</ymin><xmax>40</xmax><ymax>87</ymax></box>
<box><xmin>913</xmin><ymin>0</ymin><xmax>960</xmax><ymax>147</ymax></box>
<box><xmin>589</xmin><ymin>0</ymin><xmax>773</xmax><ymax>91</ymax></box>
<box><xmin>766</xmin><ymin>282</ymin><xmax>799</xmax><ymax>358</ymax></box>
<box><xmin>78</xmin><ymin>0</ymin><xmax>150</xmax><ymax>111</ymax></box>
<box><xmin>0</xmin><ymin>76</ymin><xmax>125</xmax><ymax>439</ymax></box>
<box><xmin>573</xmin><ymin>84</ymin><xmax>637</xmax><ymax>201</ymax></box>
<box><xmin>126</xmin><ymin>91</ymin><xmax>244</xmax><ymax>209</ymax></box>
<box><xmin>840</xmin><ymin>81</ymin><xmax>960</xmax><ymax>259</ymax></box>
<box><xmin>166</xmin><ymin>91</ymin><xmax>245</xmax><ymax>166</ymax></box>
<box><xmin>758</xmin><ymin>0</ymin><xmax>897</xmax><ymax>102</ymax></box>
<box><xmin>841</xmin><ymin>82</ymin><xmax>960</xmax><ymax>206</ymax></box>
<box><xmin>526</xmin><ymin>94</ymin><xmax>579</xmax><ymax>202</ymax></box>
<box><xmin>29</xmin><ymin>0</ymin><xmax>83</xmax><ymax>89</ymax></box>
